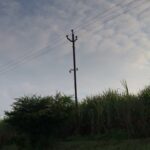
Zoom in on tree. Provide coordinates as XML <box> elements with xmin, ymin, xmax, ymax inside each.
<box><xmin>5</xmin><ymin>93</ymin><xmax>75</xmax><ymax>148</ymax></box>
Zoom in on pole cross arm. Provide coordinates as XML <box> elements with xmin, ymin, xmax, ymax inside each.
<box><xmin>66</xmin><ymin>35</ymin><xmax>73</xmax><ymax>42</ymax></box>
<box><xmin>74</xmin><ymin>36</ymin><xmax>78</xmax><ymax>42</ymax></box>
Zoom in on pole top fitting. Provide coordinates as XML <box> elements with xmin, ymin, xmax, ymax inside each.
<box><xmin>75</xmin><ymin>36</ymin><xmax>78</xmax><ymax>40</ymax></box>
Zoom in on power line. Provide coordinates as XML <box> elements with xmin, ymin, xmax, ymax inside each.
<box><xmin>78</xmin><ymin>0</ymin><xmax>148</xmax><ymax>37</ymax></box>
<box><xmin>74</xmin><ymin>0</ymin><xmax>134</xmax><ymax>31</ymax></box>
<box><xmin>77</xmin><ymin>0</ymin><xmax>146</xmax><ymax>36</ymax></box>
<box><xmin>0</xmin><ymin>0</ymin><xmax>139</xmax><ymax>72</ymax></box>
<box><xmin>0</xmin><ymin>37</ymin><xmax>65</xmax><ymax>70</ymax></box>
<box><xmin>0</xmin><ymin>0</ymin><xmax>131</xmax><ymax>71</ymax></box>
<box><xmin>0</xmin><ymin>40</ymin><xmax>66</xmax><ymax>75</ymax></box>
<box><xmin>0</xmin><ymin>0</ymin><xmax>149</xmax><ymax>75</ymax></box>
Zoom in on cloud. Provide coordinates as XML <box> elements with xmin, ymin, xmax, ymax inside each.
<box><xmin>0</xmin><ymin>0</ymin><xmax>20</xmax><ymax>17</ymax></box>
<box><xmin>0</xmin><ymin>0</ymin><xmax>150</xmax><ymax>116</ymax></box>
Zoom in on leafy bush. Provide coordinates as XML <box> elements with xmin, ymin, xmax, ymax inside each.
<box><xmin>4</xmin><ymin>93</ymin><xmax>76</xmax><ymax>148</ymax></box>
<box><xmin>2</xmin><ymin>85</ymin><xmax>150</xmax><ymax>149</ymax></box>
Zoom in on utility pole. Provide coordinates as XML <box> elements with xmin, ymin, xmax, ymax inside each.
<box><xmin>66</xmin><ymin>29</ymin><xmax>78</xmax><ymax>109</ymax></box>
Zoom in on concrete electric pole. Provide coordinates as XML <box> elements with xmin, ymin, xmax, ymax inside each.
<box><xmin>66</xmin><ymin>29</ymin><xmax>78</xmax><ymax>110</ymax></box>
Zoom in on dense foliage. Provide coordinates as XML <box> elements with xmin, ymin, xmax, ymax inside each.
<box><xmin>1</xmin><ymin>85</ymin><xmax>150</xmax><ymax>149</ymax></box>
<box><xmin>3</xmin><ymin>93</ymin><xmax>76</xmax><ymax>149</ymax></box>
<box><xmin>5</xmin><ymin>93</ymin><xmax>76</xmax><ymax>138</ymax></box>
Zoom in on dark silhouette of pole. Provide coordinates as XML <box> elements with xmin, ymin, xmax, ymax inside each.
<box><xmin>66</xmin><ymin>29</ymin><xmax>78</xmax><ymax>109</ymax></box>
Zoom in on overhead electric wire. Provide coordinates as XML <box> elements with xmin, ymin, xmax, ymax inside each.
<box><xmin>77</xmin><ymin>0</ymin><xmax>149</xmax><ymax>37</ymax></box>
<box><xmin>0</xmin><ymin>0</ymin><xmax>139</xmax><ymax>71</ymax></box>
<box><xmin>74</xmin><ymin>0</ymin><xmax>134</xmax><ymax>31</ymax></box>
<box><xmin>0</xmin><ymin>0</ymin><xmax>147</xmax><ymax>75</ymax></box>
<box><xmin>0</xmin><ymin>40</ymin><xmax>66</xmax><ymax>75</ymax></box>
<box><xmin>1</xmin><ymin>0</ymin><xmax>132</xmax><ymax>72</ymax></box>
<box><xmin>1</xmin><ymin>0</ymin><xmax>148</xmax><ymax>72</ymax></box>
<box><xmin>0</xmin><ymin>0</ymin><xmax>131</xmax><ymax>74</ymax></box>
<box><xmin>0</xmin><ymin>0</ymin><xmax>149</xmax><ymax>75</ymax></box>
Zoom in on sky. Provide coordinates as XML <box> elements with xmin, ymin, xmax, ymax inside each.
<box><xmin>0</xmin><ymin>0</ymin><xmax>150</xmax><ymax>117</ymax></box>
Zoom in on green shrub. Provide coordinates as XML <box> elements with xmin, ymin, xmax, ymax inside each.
<box><xmin>2</xmin><ymin>84</ymin><xmax>150</xmax><ymax>148</ymax></box>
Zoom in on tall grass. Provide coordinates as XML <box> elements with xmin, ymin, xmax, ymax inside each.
<box><xmin>80</xmin><ymin>85</ymin><xmax>150</xmax><ymax>138</ymax></box>
<box><xmin>1</xmin><ymin>84</ymin><xmax>150</xmax><ymax>149</ymax></box>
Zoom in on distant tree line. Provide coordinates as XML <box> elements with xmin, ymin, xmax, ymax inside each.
<box><xmin>1</xmin><ymin>84</ymin><xmax>150</xmax><ymax>149</ymax></box>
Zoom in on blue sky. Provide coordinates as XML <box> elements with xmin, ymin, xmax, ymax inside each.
<box><xmin>0</xmin><ymin>0</ymin><xmax>150</xmax><ymax>117</ymax></box>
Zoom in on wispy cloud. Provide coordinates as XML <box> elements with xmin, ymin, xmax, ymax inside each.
<box><xmin>0</xmin><ymin>0</ymin><xmax>150</xmax><ymax>116</ymax></box>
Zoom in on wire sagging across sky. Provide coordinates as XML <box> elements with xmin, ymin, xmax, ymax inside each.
<box><xmin>0</xmin><ymin>0</ymin><xmax>149</xmax><ymax>76</ymax></box>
